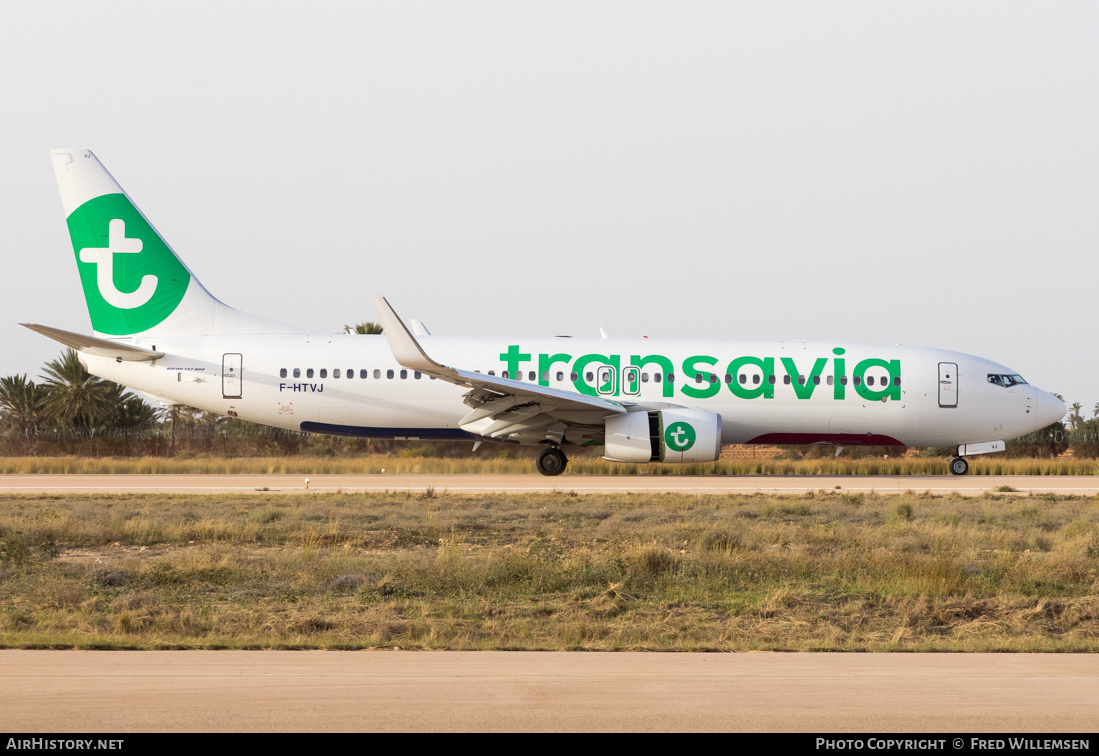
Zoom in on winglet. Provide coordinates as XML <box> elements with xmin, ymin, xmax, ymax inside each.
<box><xmin>371</xmin><ymin>295</ymin><xmax>446</xmax><ymax>374</ymax></box>
<box><xmin>370</xmin><ymin>295</ymin><xmax>628</xmax><ymax>417</ymax></box>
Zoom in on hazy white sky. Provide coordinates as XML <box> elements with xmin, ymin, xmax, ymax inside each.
<box><xmin>3</xmin><ymin>2</ymin><xmax>1097</xmax><ymax>415</ymax></box>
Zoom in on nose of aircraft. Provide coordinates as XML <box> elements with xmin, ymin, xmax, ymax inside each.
<box><xmin>1033</xmin><ymin>389</ymin><xmax>1066</xmax><ymax>431</ymax></box>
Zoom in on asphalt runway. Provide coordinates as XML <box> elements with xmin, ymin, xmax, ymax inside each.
<box><xmin>1</xmin><ymin>472</ymin><xmax>1098</xmax><ymax>495</ymax></box>
<box><xmin>2</xmin><ymin>651</ymin><xmax>1097</xmax><ymax>732</ymax></box>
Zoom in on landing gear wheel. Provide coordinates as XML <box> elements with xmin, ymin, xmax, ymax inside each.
<box><xmin>949</xmin><ymin>457</ymin><xmax>969</xmax><ymax>476</ymax></box>
<box><xmin>536</xmin><ymin>447</ymin><xmax>568</xmax><ymax>476</ymax></box>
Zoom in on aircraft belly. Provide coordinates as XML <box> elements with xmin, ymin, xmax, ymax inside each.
<box><xmin>319</xmin><ymin>407</ymin><xmax>350</xmax><ymax>426</ymax></box>
<box><xmin>726</xmin><ymin>396</ymin><xmax>910</xmax><ymax>447</ymax></box>
<box><xmin>299</xmin><ymin>422</ymin><xmax>474</xmax><ymax>441</ymax></box>
<box><xmin>721</xmin><ymin>405</ymin><xmax>768</xmax><ymax>444</ymax></box>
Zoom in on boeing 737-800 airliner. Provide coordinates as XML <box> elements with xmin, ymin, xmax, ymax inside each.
<box><xmin>26</xmin><ymin>149</ymin><xmax>1065</xmax><ymax>476</ymax></box>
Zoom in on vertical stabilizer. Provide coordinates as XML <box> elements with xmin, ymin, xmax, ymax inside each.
<box><xmin>51</xmin><ymin>149</ymin><xmax>298</xmax><ymax>337</ymax></box>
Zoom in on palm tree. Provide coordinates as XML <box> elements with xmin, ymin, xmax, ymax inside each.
<box><xmin>99</xmin><ymin>385</ymin><xmax>160</xmax><ymax>455</ymax></box>
<box><xmin>1067</xmin><ymin>402</ymin><xmax>1083</xmax><ymax>430</ymax></box>
<box><xmin>343</xmin><ymin>322</ymin><xmax>384</xmax><ymax>335</ymax></box>
<box><xmin>39</xmin><ymin>350</ymin><xmax>115</xmax><ymax>428</ymax></box>
<box><xmin>164</xmin><ymin>403</ymin><xmax>194</xmax><ymax>456</ymax></box>
<box><xmin>163</xmin><ymin>404</ymin><xmax>225</xmax><ymax>455</ymax></box>
<box><xmin>0</xmin><ymin>374</ymin><xmax>45</xmax><ymax>435</ymax></box>
<box><xmin>110</xmin><ymin>385</ymin><xmax>161</xmax><ymax>429</ymax></box>
<box><xmin>1092</xmin><ymin>401</ymin><xmax>1099</xmax><ymax>419</ymax></box>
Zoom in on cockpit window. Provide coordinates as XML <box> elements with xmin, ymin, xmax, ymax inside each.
<box><xmin>988</xmin><ymin>373</ymin><xmax>1028</xmax><ymax>388</ymax></box>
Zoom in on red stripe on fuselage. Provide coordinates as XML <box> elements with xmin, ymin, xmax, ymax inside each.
<box><xmin>745</xmin><ymin>433</ymin><xmax>905</xmax><ymax>447</ymax></box>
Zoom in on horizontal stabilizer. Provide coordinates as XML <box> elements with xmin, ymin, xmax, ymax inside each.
<box><xmin>22</xmin><ymin>323</ymin><xmax>165</xmax><ymax>362</ymax></box>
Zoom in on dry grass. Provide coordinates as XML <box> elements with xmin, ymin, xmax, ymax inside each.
<box><xmin>0</xmin><ymin>455</ymin><xmax>1097</xmax><ymax>476</ymax></box>
<box><xmin>1</xmin><ymin>490</ymin><xmax>1097</xmax><ymax>650</ymax></box>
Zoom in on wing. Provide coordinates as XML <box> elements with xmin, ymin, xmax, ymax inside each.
<box><xmin>372</xmin><ymin>295</ymin><xmax>627</xmax><ymax>445</ymax></box>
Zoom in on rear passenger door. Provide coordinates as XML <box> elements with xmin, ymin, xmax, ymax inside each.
<box><xmin>223</xmin><ymin>353</ymin><xmax>243</xmax><ymax>398</ymax></box>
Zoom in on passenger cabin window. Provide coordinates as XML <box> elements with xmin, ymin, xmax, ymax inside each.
<box><xmin>783</xmin><ymin>375</ymin><xmax>791</xmax><ymax>385</ymax></box>
<box><xmin>557</xmin><ymin>371</ymin><xmax>565</xmax><ymax>381</ymax></box>
<box><xmin>488</xmin><ymin>371</ymin><xmax>495</xmax><ymax>376</ymax></box>
<box><xmin>813</xmin><ymin>375</ymin><xmax>820</xmax><ymax>386</ymax></box>
<box><xmin>293</xmin><ymin>368</ymin><xmax>300</xmax><ymax>378</ymax></box>
<box><xmin>333</xmin><ymin>369</ymin><xmax>340</xmax><ymax>378</ymax></box>
<box><xmin>386</xmin><ymin>369</ymin><xmax>394</xmax><ymax>379</ymax></box>
<box><xmin>529</xmin><ymin>371</ymin><xmax>536</xmax><ymax>381</ymax></box>
<box><xmin>360</xmin><ymin>369</ymin><xmax>367</xmax><ymax>379</ymax></box>
<box><xmin>571</xmin><ymin>372</ymin><xmax>578</xmax><ymax>381</ymax></box>
<box><xmin>400</xmin><ymin>370</ymin><xmax>408</xmax><ymax>379</ymax></box>
<box><xmin>307</xmin><ymin>369</ymin><xmax>314</xmax><ymax>378</ymax></box>
<box><xmin>585</xmin><ymin>372</ymin><xmax>594</xmax><ymax>381</ymax></box>
<box><xmin>414</xmin><ymin>371</ymin><xmax>421</xmax><ymax>379</ymax></box>
<box><xmin>280</xmin><ymin>368</ymin><xmax>287</xmax><ymax>378</ymax></box>
<box><xmin>768</xmin><ymin>375</ymin><xmax>776</xmax><ymax>385</ymax></box>
<box><xmin>854</xmin><ymin>376</ymin><xmax>862</xmax><ymax>386</ymax></box>
<box><xmin>739</xmin><ymin>374</ymin><xmax>747</xmax><ymax>385</ymax></box>
<box><xmin>867</xmin><ymin>376</ymin><xmax>875</xmax><ymax>386</ymax></box>
<box><xmin>654</xmin><ymin>373</ymin><xmax>662</xmax><ymax>383</ymax></box>
<box><xmin>667</xmin><ymin>373</ymin><xmax>675</xmax><ymax>383</ymax></box>
<box><xmin>374</xmin><ymin>369</ymin><xmax>381</xmax><ymax>379</ymax></box>
<box><xmin>753</xmin><ymin>375</ymin><xmax>760</xmax><ymax>385</ymax></box>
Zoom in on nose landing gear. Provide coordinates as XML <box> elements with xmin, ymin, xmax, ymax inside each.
<box><xmin>536</xmin><ymin>447</ymin><xmax>568</xmax><ymax>476</ymax></box>
<box><xmin>949</xmin><ymin>457</ymin><xmax>969</xmax><ymax>476</ymax></box>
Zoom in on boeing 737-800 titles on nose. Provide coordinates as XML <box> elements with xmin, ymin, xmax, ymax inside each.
<box><xmin>26</xmin><ymin>149</ymin><xmax>1065</xmax><ymax>476</ymax></box>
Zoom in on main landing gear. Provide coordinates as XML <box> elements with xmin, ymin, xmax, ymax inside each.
<box><xmin>536</xmin><ymin>447</ymin><xmax>568</xmax><ymax>476</ymax></box>
<box><xmin>949</xmin><ymin>457</ymin><xmax>969</xmax><ymax>476</ymax></box>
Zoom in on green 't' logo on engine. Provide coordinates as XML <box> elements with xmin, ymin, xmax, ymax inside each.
<box><xmin>665</xmin><ymin>422</ymin><xmax>696</xmax><ymax>452</ymax></box>
<box><xmin>67</xmin><ymin>193</ymin><xmax>190</xmax><ymax>335</ymax></box>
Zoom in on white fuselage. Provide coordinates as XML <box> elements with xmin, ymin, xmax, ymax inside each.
<box><xmin>80</xmin><ymin>333</ymin><xmax>1063</xmax><ymax>449</ymax></box>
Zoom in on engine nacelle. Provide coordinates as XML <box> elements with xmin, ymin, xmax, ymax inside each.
<box><xmin>603</xmin><ymin>408</ymin><xmax>722</xmax><ymax>463</ymax></box>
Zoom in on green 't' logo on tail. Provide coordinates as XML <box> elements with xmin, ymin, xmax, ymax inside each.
<box><xmin>67</xmin><ymin>194</ymin><xmax>190</xmax><ymax>335</ymax></box>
